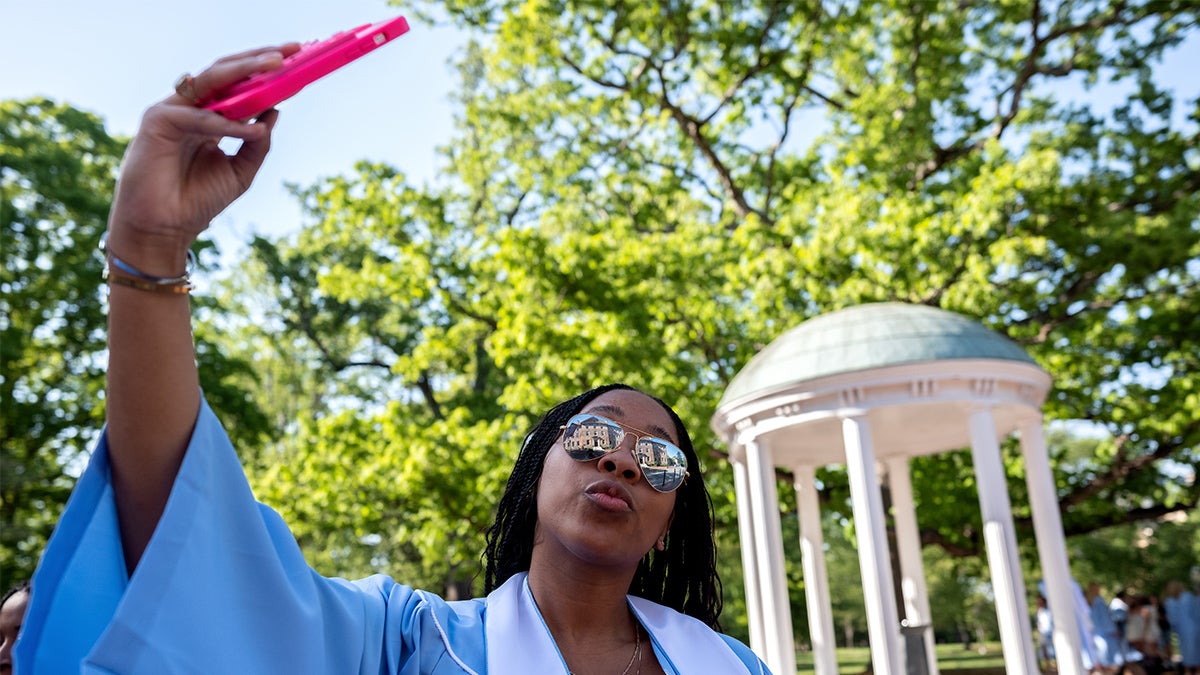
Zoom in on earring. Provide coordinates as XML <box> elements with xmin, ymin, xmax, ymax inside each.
<box><xmin>655</xmin><ymin>537</ymin><xmax>665</xmax><ymax>551</ymax></box>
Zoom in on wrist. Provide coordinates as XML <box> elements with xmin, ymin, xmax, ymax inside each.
<box><xmin>102</xmin><ymin>226</ymin><xmax>195</xmax><ymax>278</ymax></box>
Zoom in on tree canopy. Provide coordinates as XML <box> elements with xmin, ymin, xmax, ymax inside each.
<box><xmin>269</xmin><ymin>0</ymin><xmax>1197</xmax><ymax>555</ymax></box>
<box><xmin>207</xmin><ymin>0</ymin><xmax>1199</xmax><ymax>633</ymax></box>
<box><xmin>1</xmin><ymin>99</ymin><xmax>122</xmax><ymax>587</ymax></box>
<box><xmin>3</xmin><ymin>0</ymin><xmax>1197</xmax><ymax>642</ymax></box>
<box><xmin>0</xmin><ymin>99</ymin><xmax>272</xmax><ymax>589</ymax></box>
<box><xmin>217</xmin><ymin>0</ymin><xmax>1199</xmax><ymax>612</ymax></box>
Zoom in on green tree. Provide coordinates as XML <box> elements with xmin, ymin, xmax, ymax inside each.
<box><xmin>1067</xmin><ymin>506</ymin><xmax>1200</xmax><ymax>597</ymax></box>
<box><xmin>207</xmin><ymin>0</ymin><xmax>1196</xmax><ymax>634</ymax></box>
<box><xmin>408</xmin><ymin>0</ymin><xmax>1200</xmax><ymax>551</ymax></box>
<box><xmin>824</xmin><ymin>519</ymin><xmax>870</xmax><ymax>648</ymax></box>
<box><xmin>1</xmin><ymin>99</ymin><xmax>123</xmax><ymax>589</ymax></box>
<box><xmin>0</xmin><ymin>99</ymin><xmax>272</xmax><ymax>589</ymax></box>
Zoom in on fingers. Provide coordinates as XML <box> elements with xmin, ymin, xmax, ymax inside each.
<box><xmin>144</xmin><ymin>102</ymin><xmax>271</xmax><ymax>142</ymax></box>
<box><xmin>210</xmin><ymin>43</ymin><xmax>302</xmax><ymax>67</ymax></box>
<box><xmin>185</xmin><ymin>52</ymin><xmax>282</xmax><ymax>106</ymax></box>
<box><xmin>168</xmin><ymin>42</ymin><xmax>301</xmax><ymax>106</ymax></box>
<box><xmin>228</xmin><ymin>110</ymin><xmax>279</xmax><ymax>189</ymax></box>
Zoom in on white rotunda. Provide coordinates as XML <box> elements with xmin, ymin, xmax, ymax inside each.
<box><xmin>711</xmin><ymin>302</ymin><xmax>1085</xmax><ymax>675</ymax></box>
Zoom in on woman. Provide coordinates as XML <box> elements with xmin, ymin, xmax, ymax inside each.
<box><xmin>1163</xmin><ymin>580</ymin><xmax>1200</xmax><ymax>675</ymax></box>
<box><xmin>1086</xmin><ymin>582</ymin><xmax>1125</xmax><ymax>673</ymax></box>
<box><xmin>1124</xmin><ymin>596</ymin><xmax>1152</xmax><ymax>656</ymax></box>
<box><xmin>1035</xmin><ymin>594</ymin><xmax>1055</xmax><ymax>671</ymax></box>
<box><xmin>15</xmin><ymin>47</ymin><xmax>768</xmax><ymax>674</ymax></box>
<box><xmin>1125</xmin><ymin>595</ymin><xmax>1164</xmax><ymax>672</ymax></box>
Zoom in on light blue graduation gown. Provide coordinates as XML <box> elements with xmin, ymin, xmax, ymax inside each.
<box><xmin>1088</xmin><ymin>595</ymin><xmax>1123</xmax><ymax>666</ymax></box>
<box><xmin>1165</xmin><ymin>591</ymin><xmax>1200</xmax><ymax>666</ymax></box>
<box><xmin>17</xmin><ymin>398</ymin><xmax>768</xmax><ymax>674</ymax></box>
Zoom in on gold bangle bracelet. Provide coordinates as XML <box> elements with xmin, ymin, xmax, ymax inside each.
<box><xmin>106</xmin><ymin>271</ymin><xmax>194</xmax><ymax>294</ymax></box>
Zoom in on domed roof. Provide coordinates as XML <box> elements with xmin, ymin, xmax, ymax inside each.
<box><xmin>719</xmin><ymin>302</ymin><xmax>1038</xmax><ymax>407</ymax></box>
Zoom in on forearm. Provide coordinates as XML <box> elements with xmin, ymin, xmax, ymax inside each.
<box><xmin>105</xmin><ymin>236</ymin><xmax>201</xmax><ymax>571</ymax></box>
<box><xmin>96</xmin><ymin>44</ymin><xmax>290</xmax><ymax>572</ymax></box>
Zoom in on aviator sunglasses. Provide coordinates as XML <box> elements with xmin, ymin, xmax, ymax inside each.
<box><xmin>559</xmin><ymin>413</ymin><xmax>690</xmax><ymax>493</ymax></box>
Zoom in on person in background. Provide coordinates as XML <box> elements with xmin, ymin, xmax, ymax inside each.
<box><xmin>1111</xmin><ymin>589</ymin><xmax>1130</xmax><ymax>655</ymax></box>
<box><xmin>1087</xmin><ymin>582</ymin><xmax>1125</xmax><ymax>674</ymax></box>
<box><xmin>1125</xmin><ymin>595</ymin><xmax>1164</xmax><ymax>674</ymax></box>
<box><xmin>1152</xmin><ymin>595</ymin><xmax>1172</xmax><ymax>666</ymax></box>
<box><xmin>1036</xmin><ymin>594</ymin><xmax>1056</xmax><ymax>672</ymax></box>
<box><xmin>1163</xmin><ymin>580</ymin><xmax>1200</xmax><ymax>675</ymax></box>
<box><xmin>0</xmin><ymin>581</ymin><xmax>30</xmax><ymax>675</ymax></box>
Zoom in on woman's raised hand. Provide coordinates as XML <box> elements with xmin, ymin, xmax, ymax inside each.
<box><xmin>103</xmin><ymin>43</ymin><xmax>296</xmax><ymax>572</ymax></box>
<box><xmin>105</xmin><ymin>44</ymin><xmax>300</xmax><ymax>274</ymax></box>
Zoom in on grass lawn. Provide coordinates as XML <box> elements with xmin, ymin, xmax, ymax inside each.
<box><xmin>795</xmin><ymin>641</ymin><xmax>1006</xmax><ymax>674</ymax></box>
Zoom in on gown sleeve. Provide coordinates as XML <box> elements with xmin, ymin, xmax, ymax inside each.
<box><xmin>17</xmin><ymin>397</ymin><xmax>438</xmax><ymax>674</ymax></box>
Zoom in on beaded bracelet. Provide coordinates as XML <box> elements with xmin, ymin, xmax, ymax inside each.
<box><xmin>99</xmin><ymin>237</ymin><xmax>197</xmax><ymax>294</ymax></box>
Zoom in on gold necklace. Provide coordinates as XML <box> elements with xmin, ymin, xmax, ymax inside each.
<box><xmin>569</xmin><ymin>626</ymin><xmax>641</xmax><ymax>675</ymax></box>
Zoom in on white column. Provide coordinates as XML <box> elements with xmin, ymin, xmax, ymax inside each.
<box><xmin>1018</xmin><ymin>417</ymin><xmax>1086</xmax><ymax>675</ymax></box>
<box><xmin>841</xmin><ymin>413</ymin><xmax>903</xmax><ymax>675</ymax></box>
<box><xmin>733</xmin><ymin>456</ymin><xmax>766</xmax><ymax>659</ymax></box>
<box><xmin>744</xmin><ymin>438</ymin><xmax>797</xmax><ymax>675</ymax></box>
<box><xmin>967</xmin><ymin>407</ymin><xmax>1040</xmax><ymax>674</ymax></box>
<box><xmin>884</xmin><ymin>457</ymin><xmax>940</xmax><ymax>675</ymax></box>
<box><xmin>794</xmin><ymin>464</ymin><xmax>838</xmax><ymax>675</ymax></box>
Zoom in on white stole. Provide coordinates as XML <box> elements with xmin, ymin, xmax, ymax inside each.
<box><xmin>485</xmin><ymin>572</ymin><xmax>749</xmax><ymax>674</ymax></box>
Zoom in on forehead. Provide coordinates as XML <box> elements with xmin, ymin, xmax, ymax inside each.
<box><xmin>0</xmin><ymin>589</ymin><xmax>27</xmax><ymax>619</ymax></box>
<box><xmin>581</xmin><ymin>390</ymin><xmax>678</xmax><ymax>443</ymax></box>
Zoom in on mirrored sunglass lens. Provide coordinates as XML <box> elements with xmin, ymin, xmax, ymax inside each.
<box><xmin>636</xmin><ymin>439</ymin><xmax>687</xmax><ymax>491</ymax></box>
<box><xmin>563</xmin><ymin>415</ymin><xmax>623</xmax><ymax>461</ymax></box>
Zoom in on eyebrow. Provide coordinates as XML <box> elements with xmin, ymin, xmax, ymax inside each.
<box><xmin>586</xmin><ymin>404</ymin><xmax>677</xmax><ymax>442</ymax></box>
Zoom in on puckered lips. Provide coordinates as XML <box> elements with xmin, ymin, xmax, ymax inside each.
<box><xmin>584</xmin><ymin>480</ymin><xmax>634</xmax><ymax>512</ymax></box>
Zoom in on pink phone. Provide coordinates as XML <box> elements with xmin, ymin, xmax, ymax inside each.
<box><xmin>204</xmin><ymin>15</ymin><xmax>411</xmax><ymax>119</ymax></box>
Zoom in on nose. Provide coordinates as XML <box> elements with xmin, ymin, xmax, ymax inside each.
<box><xmin>598</xmin><ymin>437</ymin><xmax>642</xmax><ymax>484</ymax></box>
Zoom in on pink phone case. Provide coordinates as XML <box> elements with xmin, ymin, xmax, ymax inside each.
<box><xmin>204</xmin><ymin>15</ymin><xmax>410</xmax><ymax>119</ymax></box>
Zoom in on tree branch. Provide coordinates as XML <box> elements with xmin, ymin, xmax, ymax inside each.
<box><xmin>652</xmin><ymin>60</ymin><xmax>770</xmax><ymax>224</ymax></box>
<box><xmin>762</xmin><ymin>92</ymin><xmax>800</xmax><ymax>217</ymax></box>
<box><xmin>920</xmin><ymin>527</ymin><xmax>981</xmax><ymax>557</ymax></box>
<box><xmin>472</xmin><ymin>335</ymin><xmax>490</xmax><ymax>395</ymax></box>
<box><xmin>417</xmin><ymin>370</ymin><xmax>442</xmax><ymax>420</ymax></box>
<box><xmin>913</xmin><ymin>0</ymin><xmax>1139</xmax><ymax>184</ymax></box>
<box><xmin>1060</xmin><ymin>500</ymin><xmax>1199</xmax><ymax>537</ymax></box>
<box><xmin>698</xmin><ymin>1</ymin><xmax>786</xmax><ymax>126</ymax></box>
<box><xmin>1059</xmin><ymin>420</ymin><xmax>1199</xmax><ymax>509</ymax></box>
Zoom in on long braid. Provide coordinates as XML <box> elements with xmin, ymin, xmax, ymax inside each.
<box><xmin>483</xmin><ymin>384</ymin><xmax>724</xmax><ymax>630</ymax></box>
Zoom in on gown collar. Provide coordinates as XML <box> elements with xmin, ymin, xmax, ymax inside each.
<box><xmin>484</xmin><ymin>572</ymin><xmax>748</xmax><ymax>674</ymax></box>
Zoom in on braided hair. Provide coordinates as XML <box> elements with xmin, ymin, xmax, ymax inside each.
<box><xmin>482</xmin><ymin>383</ymin><xmax>724</xmax><ymax>630</ymax></box>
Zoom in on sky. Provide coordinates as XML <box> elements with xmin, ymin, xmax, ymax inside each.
<box><xmin>2</xmin><ymin>0</ymin><xmax>465</xmax><ymax>258</ymax></box>
<box><xmin>4</xmin><ymin>1</ymin><xmax>1197</xmax><ymax>261</ymax></box>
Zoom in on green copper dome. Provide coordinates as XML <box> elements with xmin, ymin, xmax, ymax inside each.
<box><xmin>720</xmin><ymin>303</ymin><xmax>1037</xmax><ymax>407</ymax></box>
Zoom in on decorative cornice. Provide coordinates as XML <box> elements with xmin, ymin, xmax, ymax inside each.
<box><xmin>712</xmin><ymin>359</ymin><xmax>1051</xmax><ymax>442</ymax></box>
